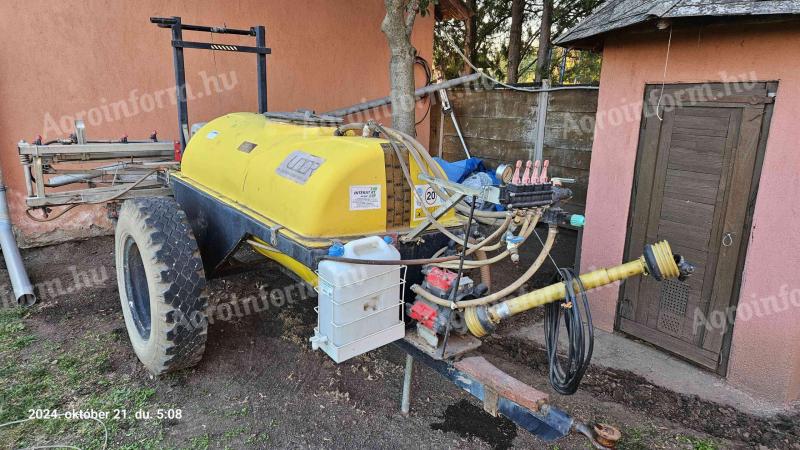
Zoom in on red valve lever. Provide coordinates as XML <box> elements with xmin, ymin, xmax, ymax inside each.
<box><xmin>540</xmin><ymin>160</ymin><xmax>550</xmax><ymax>183</ymax></box>
<box><xmin>512</xmin><ymin>160</ymin><xmax>522</xmax><ymax>185</ymax></box>
<box><xmin>521</xmin><ymin>160</ymin><xmax>532</xmax><ymax>185</ymax></box>
<box><xmin>531</xmin><ymin>160</ymin><xmax>541</xmax><ymax>184</ymax></box>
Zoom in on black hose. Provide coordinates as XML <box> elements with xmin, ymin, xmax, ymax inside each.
<box><xmin>415</xmin><ymin>55</ymin><xmax>432</xmax><ymax>88</ymax></box>
<box><xmin>543</xmin><ymin>268</ymin><xmax>594</xmax><ymax>395</ymax></box>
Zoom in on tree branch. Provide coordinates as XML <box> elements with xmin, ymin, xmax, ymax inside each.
<box><xmin>404</xmin><ymin>0</ymin><xmax>420</xmax><ymax>37</ymax></box>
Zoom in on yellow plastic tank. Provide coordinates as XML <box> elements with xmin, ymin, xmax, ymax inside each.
<box><xmin>174</xmin><ymin>112</ymin><xmax>456</xmax><ymax>240</ymax></box>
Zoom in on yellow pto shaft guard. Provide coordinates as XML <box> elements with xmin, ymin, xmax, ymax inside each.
<box><xmin>465</xmin><ymin>241</ymin><xmax>694</xmax><ymax>337</ymax></box>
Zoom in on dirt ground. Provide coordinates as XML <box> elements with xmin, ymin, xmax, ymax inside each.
<box><xmin>1</xmin><ymin>233</ymin><xmax>798</xmax><ymax>449</ymax></box>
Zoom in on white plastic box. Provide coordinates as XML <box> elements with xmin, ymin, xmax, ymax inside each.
<box><xmin>311</xmin><ymin>236</ymin><xmax>406</xmax><ymax>363</ymax></box>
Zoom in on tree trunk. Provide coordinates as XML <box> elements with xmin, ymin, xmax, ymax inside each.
<box><xmin>507</xmin><ymin>0</ymin><xmax>524</xmax><ymax>83</ymax></box>
<box><xmin>382</xmin><ymin>0</ymin><xmax>419</xmax><ymax>136</ymax></box>
<box><xmin>535</xmin><ymin>0</ymin><xmax>552</xmax><ymax>82</ymax></box>
<box><xmin>463</xmin><ymin>0</ymin><xmax>477</xmax><ymax>75</ymax></box>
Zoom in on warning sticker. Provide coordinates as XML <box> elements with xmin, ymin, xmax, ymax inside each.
<box><xmin>413</xmin><ymin>184</ymin><xmax>444</xmax><ymax>220</ymax></box>
<box><xmin>349</xmin><ymin>185</ymin><xmax>381</xmax><ymax>211</ymax></box>
<box><xmin>276</xmin><ymin>150</ymin><xmax>325</xmax><ymax>185</ymax></box>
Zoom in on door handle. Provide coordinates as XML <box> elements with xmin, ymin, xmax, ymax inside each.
<box><xmin>722</xmin><ymin>232</ymin><xmax>734</xmax><ymax>247</ymax></box>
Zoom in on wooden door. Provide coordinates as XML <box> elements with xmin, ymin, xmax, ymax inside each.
<box><xmin>619</xmin><ymin>82</ymin><xmax>775</xmax><ymax>374</ymax></box>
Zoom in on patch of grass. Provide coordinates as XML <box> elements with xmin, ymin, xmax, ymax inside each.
<box><xmin>0</xmin><ymin>308</ymin><xmax>26</xmax><ymax>344</ymax></box>
<box><xmin>84</xmin><ymin>386</ymin><xmax>156</xmax><ymax>412</ymax></box>
<box><xmin>223</xmin><ymin>425</ymin><xmax>248</xmax><ymax>438</ymax></box>
<box><xmin>0</xmin><ymin>309</ymin><xmax>66</xmax><ymax>447</ymax></box>
<box><xmin>245</xmin><ymin>431</ymin><xmax>270</xmax><ymax>444</ymax></box>
<box><xmin>222</xmin><ymin>405</ymin><xmax>249</xmax><ymax>417</ymax></box>
<box><xmin>12</xmin><ymin>334</ymin><xmax>37</xmax><ymax>349</ymax></box>
<box><xmin>0</xmin><ymin>308</ymin><xmax>63</xmax><ymax>426</ymax></box>
<box><xmin>0</xmin><ymin>309</ymin><xmax>156</xmax><ymax>449</ymax></box>
<box><xmin>677</xmin><ymin>434</ymin><xmax>719</xmax><ymax>450</ymax></box>
<box><xmin>57</xmin><ymin>355</ymin><xmax>83</xmax><ymax>382</ymax></box>
<box><xmin>188</xmin><ymin>433</ymin><xmax>210</xmax><ymax>450</ymax></box>
<box><xmin>617</xmin><ymin>425</ymin><xmax>656</xmax><ymax>450</ymax></box>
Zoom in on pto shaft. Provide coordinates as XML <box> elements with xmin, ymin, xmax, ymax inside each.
<box><xmin>465</xmin><ymin>241</ymin><xmax>693</xmax><ymax>337</ymax></box>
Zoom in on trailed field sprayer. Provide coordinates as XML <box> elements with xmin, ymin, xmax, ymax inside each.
<box><xmin>17</xmin><ymin>17</ymin><xmax>694</xmax><ymax>448</ymax></box>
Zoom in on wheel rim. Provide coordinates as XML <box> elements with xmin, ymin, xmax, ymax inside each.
<box><xmin>123</xmin><ymin>236</ymin><xmax>151</xmax><ymax>340</ymax></box>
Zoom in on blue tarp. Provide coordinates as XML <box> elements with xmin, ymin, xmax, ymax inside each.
<box><xmin>433</xmin><ymin>157</ymin><xmax>499</xmax><ymax>184</ymax></box>
<box><xmin>433</xmin><ymin>157</ymin><xmax>503</xmax><ymax>210</ymax></box>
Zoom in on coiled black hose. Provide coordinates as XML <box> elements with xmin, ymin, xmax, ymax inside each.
<box><xmin>543</xmin><ymin>268</ymin><xmax>594</xmax><ymax>395</ymax></box>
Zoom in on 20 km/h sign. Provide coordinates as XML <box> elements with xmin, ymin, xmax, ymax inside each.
<box><xmin>413</xmin><ymin>184</ymin><xmax>443</xmax><ymax>221</ymax></box>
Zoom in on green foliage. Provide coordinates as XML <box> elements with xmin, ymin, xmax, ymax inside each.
<box><xmin>552</xmin><ymin>0</ymin><xmax>605</xmax><ymax>37</ymax></box>
<box><xmin>549</xmin><ymin>46</ymin><xmax>603</xmax><ymax>84</ymax></box>
<box><xmin>435</xmin><ymin>0</ymin><xmax>519</xmax><ymax>80</ymax></box>
<box><xmin>434</xmin><ymin>0</ymin><xmax>604</xmax><ymax>84</ymax></box>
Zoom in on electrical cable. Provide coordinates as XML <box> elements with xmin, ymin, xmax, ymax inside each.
<box><xmin>441</xmin><ymin>32</ymin><xmax>599</xmax><ymax>93</ymax></box>
<box><xmin>0</xmin><ymin>412</ymin><xmax>108</xmax><ymax>450</ymax></box>
<box><xmin>414</xmin><ymin>55</ymin><xmax>433</xmax><ymax>126</ymax></box>
<box><xmin>24</xmin><ymin>169</ymin><xmax>160</xmax><ymax>222</ymax></box>
<box><xmin>655</xmin><ymin>25</ymin><xmax>673</xmax><ymax>121</ymax></box>
<box><xmin>87</xmin><ymin>169</ymin><xmax>159</xmax><ymax>204</ymax></box>
<box><xmin>415</xmin><ymin>55</ymin><xmax>433</xmax><ymax>87</ymax></box>
<box><xmin>415</xmin><ymin>94</ymin><xmax>432</xmax><ymax>126</ymax></box>
<box><xmin>25</xmin><ymin>204</ymin><xmax>80</xmax><ymax>223</ymax></box>
<box><xmin>532</xmin><ymin>226</ymin><xmax>562</xmax><ymax>272</ymax></box>
<box><xmin>543</xmin><ymin>267</ymin><xmax>594</xmax><ymax>395</ymax></box>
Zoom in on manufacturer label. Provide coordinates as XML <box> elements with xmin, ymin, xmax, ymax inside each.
<box><xmin>238</xmin><ymin>141</ymin><xmax>258</xmax><ymax>153</ymax></box>
<box><xmin>276</xmin><ymin>150</ymin><xmax>325</xmax><ymax>185</ymax></box>
<box><xmin>349</xmin><ymin>185</ymin><xmax>381</xmax><ymax>211</ymax></box>
<box><xmin>413</xmin><ymin>184</ymin><xmax>443</xmax><ymax>220</ymax></box>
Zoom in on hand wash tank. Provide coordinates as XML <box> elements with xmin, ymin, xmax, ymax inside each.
<box><xmin>312</xmin><ymin>236</ymin><xmax>405</xmax><ymax>363</ymax></box>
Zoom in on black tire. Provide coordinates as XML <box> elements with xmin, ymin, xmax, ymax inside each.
<box><xmin>115</xmin><ymin>197</ymin><xmax>208</xmax><ymax>375</ymax></box>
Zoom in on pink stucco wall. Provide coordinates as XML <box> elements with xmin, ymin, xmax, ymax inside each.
<box><xmin>581</xmin><ymin>21</ymin><xmax>800</xmax><ymax>405</ymax></box>
<box><xmin>0</xmin><ymin>0</ymin><xmax>433</xmax><ymax>244</ymax></box>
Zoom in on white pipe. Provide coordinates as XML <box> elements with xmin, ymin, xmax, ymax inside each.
<box><xmin>45</xmin><ymin>162</ymin><xmax>144</xmax><ymax>187</ymax></box>
<box><xmin>0</xmin><ymin>184</ymin><xmax>35</xmax><ymax>306</ymax></box>
<box><xmin>325</xmin><ymin>72</ymin><xmax>483</xmax><ymax>118</ymax></box>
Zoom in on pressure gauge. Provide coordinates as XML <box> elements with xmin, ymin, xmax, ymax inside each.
<box><xmin>495</xmin><ymin>164</ymin><xmax>513</xmax><ymax>185</ymax></box>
